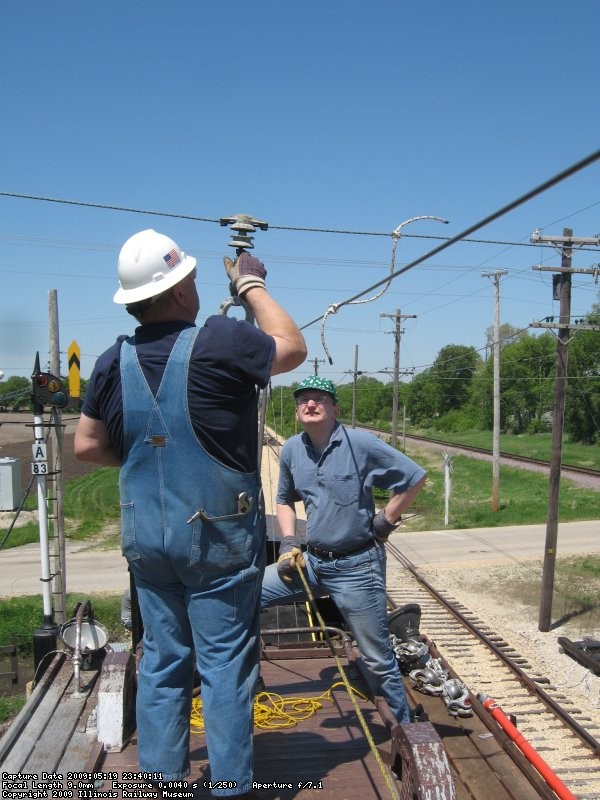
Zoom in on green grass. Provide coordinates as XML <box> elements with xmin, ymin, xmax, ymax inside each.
<box><xmin>412</xmin><ymin>428</ymin><xmax>600</xmax><ymax>470</ymax></box>
<box><xmin>1</xmin><ymin>467</ymin><xmax>120</xmax><ymax>549</ymax></box>
<box><xmin>382</xmin><ymin>445</ymin><xmax>600</xmax><ymax>530</ymax></box>
<box><xmin>0</xmin><ymin>593</ymin><xmax>125</xmax><ymax>658</ymax></box>
<box><xmin>0</xmin><ymin>593</ymin><xmax>124</xmax><ymax>724</ymax></box>
<box><xmin>0</xmin><ymin>695</ymin><xmax>27</xmax><ymax>727</ymax></box>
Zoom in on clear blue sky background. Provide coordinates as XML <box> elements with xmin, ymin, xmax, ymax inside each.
<box><xmin>1</xmin><ymin>1</ymin><xmax>599</xmax><ymax>392</ymax></box>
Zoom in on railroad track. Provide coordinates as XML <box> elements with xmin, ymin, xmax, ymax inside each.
<box><xmin>357</xmin><ymin>425</ymin><xmax>600</xmax><ymax>483</ymax></box>
<box><xmin>402</xmin><ymin>432</ymin><xmax>600</xmax><ymax>479</ymax></box>
<box><xmin>385</xmin><ymin>541</ymin><xmax>600</xmax><ymax>800</ymax></box>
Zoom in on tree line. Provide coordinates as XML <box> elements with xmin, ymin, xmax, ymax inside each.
<box><xmin>2</xmin><ymin>307</ymin><xmax>599</xmax><ymax>445</ymax></box>
<box><xmin>269</xmin><ymin>308</ymin><xmax>600</xmax><ymax>445</ymax></box>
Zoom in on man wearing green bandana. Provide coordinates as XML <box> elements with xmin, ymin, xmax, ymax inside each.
<box><xmin>261</xmin><ymin>376</ymin><xmax>427</xmax><ymax>724</ymax></box>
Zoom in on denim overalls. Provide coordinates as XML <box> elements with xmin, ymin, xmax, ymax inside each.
<box><xmin>119</xmin><ymin>327</ymin><xmax>264</xmax><ymax>794</ymax></box>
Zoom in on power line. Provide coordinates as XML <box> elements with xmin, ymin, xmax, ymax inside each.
<box><xmin>0</xmin><ymin>191</ymin><xmax>598</xmax><ymax>250</ymax></box>
<box><xmin>298</xmin><ymin>149</ymin><xmax>600</xmax><ymax>330</ymax></box>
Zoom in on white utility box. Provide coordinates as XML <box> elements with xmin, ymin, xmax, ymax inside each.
<box><xmin>0</xmin><ymin>457</ymin><xmax>22</xmax><ymax>510</ymax></box>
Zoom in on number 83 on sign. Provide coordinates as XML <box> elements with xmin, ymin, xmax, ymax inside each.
<box><xmin>32</xmin><ymin>441</ymin><xmax>48</xmax><ymax>475</ymax></box>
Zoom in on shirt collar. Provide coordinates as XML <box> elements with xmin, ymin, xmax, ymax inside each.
<box><xmin>301</xmin><ymin>421</ymin><xmax>343</xmax><ymax>454</ymax></box>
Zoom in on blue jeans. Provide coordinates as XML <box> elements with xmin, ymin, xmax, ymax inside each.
<box><xmin>261</xmin><ymin>541</ymin><xmax>410</xmax><ymax>724</ymax></box>
<box><xmin>132</xmin><ymin>559</ymin><xmax>262</xmax><ymax>795</ymax></box>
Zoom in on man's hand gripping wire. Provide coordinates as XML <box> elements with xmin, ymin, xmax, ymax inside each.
<box><xmin>276</xmin><ymin>536</ymin><xmax>306</xmax><ymax>583</ymax></box>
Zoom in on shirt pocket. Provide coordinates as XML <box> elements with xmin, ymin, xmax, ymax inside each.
<box><xmin>329</xmin><ymin>473</ymin><xmax>360</xmax><ymax>507</ymax></box>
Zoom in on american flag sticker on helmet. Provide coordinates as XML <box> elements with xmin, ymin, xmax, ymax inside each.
<box><xmin>163</xmin><ymin>248</ymin><xmax>181</xmax><ymax>269</ymax></box>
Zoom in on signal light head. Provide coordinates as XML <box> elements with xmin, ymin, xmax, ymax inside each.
<box><xmin>32</xmin><ymin>371</ymin><xmax>69</xmax><ymax>409</ymax></box>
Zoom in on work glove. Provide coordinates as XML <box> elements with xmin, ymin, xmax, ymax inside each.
<box><xmin>223</xmin><ymin>252</ymin><xmax>267</xmax><ymax>297</ymax></box>
<box><xmin>276</xmin><ymin>536</ymin><xmax>306</xmax><ymax>583</ymax></box>
<box><xmin>372</xmin><ymin>509</ymin><xmax>398</xmax><ymax>543</ymax></box>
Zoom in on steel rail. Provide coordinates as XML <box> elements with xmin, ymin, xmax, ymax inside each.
<box><xmin>403</xmin><ymin>432</ymin><xmax>600</xmax><ymax>477</ymax></box>
<box><xmin>357</xmin><ymin>423</ymin><xmax>600</xmax><ymax>479</ymax></box>
<box><xmin>385</xmin><ymin>539</ymin><xmax>600</xmax><ymax>757</ymax></box>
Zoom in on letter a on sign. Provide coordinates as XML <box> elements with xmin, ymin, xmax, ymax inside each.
<box><xmin>32</xmin><ymin>442</ymin><xmax>47</xmax><ymax>461</ymax></box>
<box><xmin>68</xmin><ymin>340</ymin><xmax>81</xmax><ymax>398</ymax></box>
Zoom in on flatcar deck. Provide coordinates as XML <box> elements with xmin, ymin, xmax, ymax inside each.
<box><xmin>1</xmin><ymin>632</ymin><xmax>547</xmax><ymax>800</ymax></box>
<box><xmin>99</xmin><ymin>652</ymin><xmax>397</xmax><ymax>800</ymax></box>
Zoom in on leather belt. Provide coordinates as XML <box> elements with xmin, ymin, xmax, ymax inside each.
<box><xmin>306</xmin><ymin>539</ymin><xmax>375</xmax><ymax>560</ymax></box>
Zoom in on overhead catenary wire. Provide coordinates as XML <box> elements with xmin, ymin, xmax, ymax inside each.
<box><xmin>1</xmin><ymin>150</ymin><xmax>598</xmax><ymax>372</ymax></box>
<box><xmin>300</xmin><ymin>148</ymin><xmax>600</xmax><ymax>333</ymax></box>
<box><xmin>319</xmin><ymin>215</ymin><xmax>449</xmax><ymax>364</ymax></box>
<box><xmin>1</xmin><ymin>193</ymin><xmax>598</xmax><ymax>251</ymax></box>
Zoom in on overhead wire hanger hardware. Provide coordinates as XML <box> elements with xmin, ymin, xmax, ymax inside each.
<box><xmin>319</xmin><ymin>215</ymin><xmax>449</xmax><ymax>364</ymax></box>
<box><xmin>218</xmin><ymin>213</ymin><xmax>269</xmax><ymax>320</ymax></box>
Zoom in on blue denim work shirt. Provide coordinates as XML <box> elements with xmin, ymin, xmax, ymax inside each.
<box><xmin>276</xmin><ymin>422</ymin><xmax>427</xmax><ymax>552</ymax></box>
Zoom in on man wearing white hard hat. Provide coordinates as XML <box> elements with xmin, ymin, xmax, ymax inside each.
<box><xmin>75</xmin><ymin>229</ymin><xmax>306</xmax><ymax>799</ymax></box>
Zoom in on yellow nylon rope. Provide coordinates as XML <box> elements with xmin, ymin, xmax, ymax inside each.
<box><xmin>190</xmin><ymin>681</ymin><xmax>369</xmax><ymax>734</ymax></box>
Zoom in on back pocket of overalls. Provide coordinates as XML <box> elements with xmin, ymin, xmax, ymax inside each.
<box><xmin>189</xmin><ymin>511</ymin><xmax>254</xmax><ymax>575</ymax></box>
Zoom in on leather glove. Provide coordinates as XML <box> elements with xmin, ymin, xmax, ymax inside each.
<box><xmin>223</xmin><ymin>252</ymin><xmax>267</xmax><ymax>297</ymax></box>
<box><xmin>372</xmin><ymin>509</ymin><xmax>398</xmax><ymax>543</ymax></box>
<box><xmin>276</xmin><ymin>536</ymin><xmax>306</xmax><ymax>583</ymax></box>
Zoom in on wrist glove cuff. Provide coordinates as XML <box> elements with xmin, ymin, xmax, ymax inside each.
<box><xmin>372</xmin><ymin>509</ymin><xmax>398</xmax><ymax>542</ymax></box>
<box><xmin>276</xmin><ymin>536</ymin><xmax>306</xmax><ymax>583</ymax></box>
<box><xmin>234</xmin><ymin>274</ymin><xmax>266</xmax><ymax>296</ymax></box>
<box><xmin>278</xmin><ymin>535</ymin><xmax>303</xmax><ymax>556</ymax></box>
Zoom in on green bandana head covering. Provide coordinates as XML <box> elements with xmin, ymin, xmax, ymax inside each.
<box><xmin>293</xmin><ymin>376</ymin><xmax>338</xmax><ymax>404</ymax></box>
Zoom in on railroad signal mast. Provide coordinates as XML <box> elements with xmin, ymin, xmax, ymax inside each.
<box><xmin>30</xmin><ymin>351</ymin><xmax>70</xmax><ymax>675</ymax></box>
<box><xmin>530</xmin><ymin>228</ymin><xmax>600</xmax><ymax>632</ymax></box>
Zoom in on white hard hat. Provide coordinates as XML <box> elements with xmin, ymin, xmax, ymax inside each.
<box><xmin>113</xmin><ymin>229</ymin><xmax>197</xmax><ymax>305</ymax></box>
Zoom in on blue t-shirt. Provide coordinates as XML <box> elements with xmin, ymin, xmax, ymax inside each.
<box><xmin>82</xmin><ymin>315</ymin><xmax>275</xmax><ymax>472</ymax></box>
<box><xmin>276</xmin><ymin>422</ymin><xmax>427</xmax><ymax>551</ymax></box>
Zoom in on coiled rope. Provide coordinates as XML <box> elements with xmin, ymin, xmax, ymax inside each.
<box><xmin>190</xmin><ymin>681</ymin><xmax>369</xmax><ymax>734</ymax></box>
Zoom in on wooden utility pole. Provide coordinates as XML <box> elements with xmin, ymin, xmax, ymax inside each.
<box><xmin>48</xmin><ymin>290</ymin><xmax>66</xmax><ymax>624</ymax></box>
<box><xmin>350</xmin><ymin>345</ymin><xmax>362</xmax><ymax>429</ymax></box>
<box><xmin>530</xmin><ymin>228</ymin><xmax>600</xmax><ymax>631</ymax></box>
<box><xmin>311</xmin><ymin>357</ymin><xmax>325</xmax><ymax>376</ymax></box>
<box><xmin>380</xmin><ymin>309</ymin><xmax>416</xmax><ymax>448</ymax></box>
<box><xmin>481</xmin><ymin>270</ymin><xmax>508</xmax><ymax>512</ymax></box>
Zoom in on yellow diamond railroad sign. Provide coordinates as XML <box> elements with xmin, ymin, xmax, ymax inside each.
<box><xmin>68</xmin><ymin>340</ymin><xmax>81</xmax><ymax>399</ymax></box>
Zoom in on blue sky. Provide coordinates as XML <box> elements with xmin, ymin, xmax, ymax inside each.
<box><xmin>1</xmin><ymin>1</ymin><xmax>599</xmax><ymax>392</ymax></box>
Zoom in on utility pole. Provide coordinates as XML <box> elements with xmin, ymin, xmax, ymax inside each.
<box><xmin>481</xmin><ymin>270</ymin><xmax>508</xmax><ymax>513</ymax></box>
<box><xmin>380</xmin><ymin>309</ymin><xmax>416</xmax><ymax>448</ymax></box>
<box><xmin>48</xmin><ymin>290</ymin><xmax>66</xmax><ymax>624</ymax></box>
<box><xmin>349</xmin><ymin>345</ymin><xmax>363</xmax><ymax>429</ymax></box>
<box><xmin>530</xmin><ymin>228</ymin><xmax>600</xmax><ymax>632</ymax></box>
<box><xmin>311</xmin><ymin>357</ymin><xmax>325</xmax><ymax>376</ymax></box>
